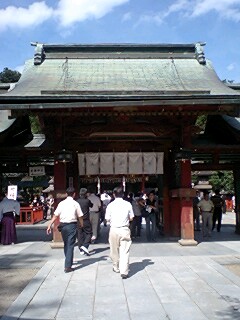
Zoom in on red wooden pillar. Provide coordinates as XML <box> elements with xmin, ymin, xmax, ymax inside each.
<box><xmin>177</xmin><ymin>159</ymin><xmax>197</xmax><ymax>246</ymax></box>
<box><xmin>163</xmin><ymin>152</ymin><xmax>171</xmax><ymax>236</ymax></box>
<box><xmin>233</xmin><ymin>169</ymin><xmax>240</xmax><ymax>234</ymax></box>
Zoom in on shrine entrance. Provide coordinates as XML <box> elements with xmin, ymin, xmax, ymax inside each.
<box><xmin>1</xmin><ymin>42</ymin><xmax>240</xmax><ymax>245</ymax></box>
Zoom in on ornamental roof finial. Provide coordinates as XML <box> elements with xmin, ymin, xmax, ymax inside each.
<box><xmin>31</xmin><ymin>42</ymin><xmax>45</xmax><ymax>65</ymax></box>
<box><xmin>195</xmin><ymin>42</ymin><xmax>206</xmax><ymax>65</ymax></box>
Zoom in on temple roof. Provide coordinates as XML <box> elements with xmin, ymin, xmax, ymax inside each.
<box><xmin>0</xmin><ymin>43</ymin><xmax>240</xmax><ymax>111</ymax></box>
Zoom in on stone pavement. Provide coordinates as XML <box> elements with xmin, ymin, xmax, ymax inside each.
<box><xmin>1</xmin><ymin>212</ymin><xmax>240</xmax><ymax>319</ymax></box>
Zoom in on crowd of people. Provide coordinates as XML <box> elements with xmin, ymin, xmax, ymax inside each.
<box><xmin>1</xmin><ymin>185</ymin><xmax>235</xmax><ymax>278</ymax></box>
<box><xmin>18</xmin><ymin>190</ymin><xmax>55</xmax><ymax>220</ymax></box>
<box><xmin>46</xmin><ymin>186</ymin><xmax>161</xmax><ymax>276</ymax></box>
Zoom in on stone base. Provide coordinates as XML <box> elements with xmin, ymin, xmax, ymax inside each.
<box><xmin>178</xmin><ymin>239</ymin><xmax>198</xmax><ymax>246</ymax></box>
<box><xmin>50</xmin><ymin>241</ymin><xmax>64</xmax><ymax>249</ymax></box>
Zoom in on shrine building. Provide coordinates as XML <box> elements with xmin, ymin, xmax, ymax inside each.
<box><xmin>0</xmin><ymin>42</ymin><xmax>240</xmax><ymax>245</ymax></box>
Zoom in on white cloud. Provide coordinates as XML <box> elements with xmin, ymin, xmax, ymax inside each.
<box><xmin>138</xmin><ymin>0</ymin><xmax>240</xmax><ymax>25</ymax></box>
<box><xmin>55</xmin><ymin>0</ymin><xmax>129</xmax><ymax>27</ymax></box>
<box><xmin>162</xmin><ymin>0</ymin><xmax>189</xmax><ymax>18</ymax></box>
<box><xmin>0</xmin><ymin>2</ymin><xmax>53</xmax><ymax>31</ymax></box>
<box><xmin>227</xmin><ymin>63</ymin><xmax>236</xmax><ymax>71</ymax></box>
<box><xmin>191</xmin><ymin>0</ymin><xmax>240</xmax><ymax>21</ymax></box>
<box><xmin>139</xmin><ymin>0</ymin><xmax>188</xmax><ymax>24</ymax></box>
<box><xmin>122</xmin><ymin>12</ymin><xmax>132</xmax><ymax>22</ymax></box>
<box><xmin>0</xmin><ymin>0</ymin><xmax>129</xmax><ymax>32</ymax></box>
<box><xmin>15</xmin><ymin>65</ymin><xmax>25</xmax><ymax>74</ymax></box>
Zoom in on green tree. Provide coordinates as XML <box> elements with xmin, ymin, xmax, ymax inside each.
<box><xmin>0</xmin><ymin>67</ymin><xmax>21</xmax><ymax>83</ymax></box>
<box><xmin>195</xmin><ymin>115</ymin><xmax>207</xmax><ymax>132</ymax></box>
<box><xmin>29</xmin><ymin>116</ymin><xmax>42</xmax><ymax>134</ymax></box>
<box><xmin>208</xmin><ymin>171</ymin><xmax>234</xmax><ymax>192</ymax></box>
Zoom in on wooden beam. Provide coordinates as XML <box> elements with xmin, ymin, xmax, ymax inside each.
<box><xmin>192</xmin><ymin>163</ymin><xmax>240</xmax><ymax>171</ymax></box>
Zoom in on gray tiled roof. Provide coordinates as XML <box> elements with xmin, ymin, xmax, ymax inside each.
<box><xmin>2</xmin><ymin>43</ymin><xmax>239</xmax><ymax>98</ymax></box>
<box><xmin>222</xmin><ymin>115</ymin><xmax>240</xmax><ymax>131</ymax></box>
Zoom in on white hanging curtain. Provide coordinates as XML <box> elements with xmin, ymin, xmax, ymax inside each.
<box><xmin>156</xmin><ymin>152</ymin><xmax>164</xmax><ymax>174</ymax></box>
<box><xmin>86</xmin><ymin>153</ymin><xmax>99</xmax><ymax>175</ymax></box>
<box><xmin>100</xmin><ymin>153</ymin><xmax>114</xmax><ymax>174</ymax></box>
<box><xmin>122</xmin><ymin>176</ymin><xmax>126</xmax><ymax>191</ymax></box>
<box><xmin>78</xmin><ymin>153</ymin><xmax>85</xmax><ymax>176</ymax></box>
<box><xmin>143</xmin><ymin>152</ymin><xmax>157</xmax><ymax>174</ymax></box>
<box><xmin>128</xmin><ymin>152</ymin><xmax>142</xmax><ymax>174</ymax></box>
<box><xmin>114</xmin><ymin>152</ymin><xmax>128</xmax><ymax>174</ymax></box>
<box><xmin>97</xmin><ymin>177</ymin><xmax>101</xmax><ymax>194</ymax></box>
<box><xmin>78</xmin><ymin>152</ymin><xmax>164</xmax><ymax>176</ymax></box>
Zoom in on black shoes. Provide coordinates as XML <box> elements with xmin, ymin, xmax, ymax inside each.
<box><xmin>64</xmin><ymin>267</ymin><xmax>74</xmax><ymax>273</ymax></box>
<box><xmin>121</xmin><ymin>274</ymin><xmax>128</xmax><ymax>279</ymax></box>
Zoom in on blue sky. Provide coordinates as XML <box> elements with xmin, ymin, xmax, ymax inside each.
<box><xmin>0</xmin><ymin>0</ymin><xmax>240</xmax><ymax>82</ymax></box>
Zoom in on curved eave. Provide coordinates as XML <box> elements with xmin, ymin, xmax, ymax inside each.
<box><xmin>0</xmin><ymin>94</ymin><xmax>240</xmax><ymax>106</ymax></box>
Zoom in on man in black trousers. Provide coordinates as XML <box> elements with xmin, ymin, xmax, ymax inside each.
<box><xmin>211</xmin><ymin>189</ymin><xmax>224</xmax><ymax>232</ymax></box>
<box><xmin>76</xmin><ymin>188</ymin><xmax>93</xmax><ymax>256</ymax></box>
<box><xmin>47</xmin><ymin>187</ymin><xmax>83</xmax><ymax>273</ymax></box>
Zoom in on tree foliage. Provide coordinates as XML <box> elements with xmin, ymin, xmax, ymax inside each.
<box><xmin>195</xmin><ymin>115</ymin><xmax>207</xmax><ymax>132</ymax></box>
<box><xmin>29</xmin><ymin>116</ymin><xmax>42</xmax><ymax>134</ymax></box>
<box><xmin>208</xmin><ymin>171</ymin><xmax>234</xmax><ymax>193</ymax></box>
<box><xmin>0</xmin><ymin>67</ymin><xmax>21</xmax><ymax>83</ymax></box>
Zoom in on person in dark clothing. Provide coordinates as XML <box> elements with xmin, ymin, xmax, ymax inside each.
<box><xmin>76</xmin><ymin>188</ymin><xmax>93</xmax><ymax>255</ymax></box>
<box><xmin>211</xmin><ymin>189</ymin><xmax>224</xmax><ymax>232</ymax></box>
<box><xmin>145</xmin><ymin>192</ymin><xmax>158</xmax><ymax>242</ymax></box>
<box><xmin>0</xmin><ymin>191</ymin><xmax>20</xmax><ymax>245</ymax></box>
<box><xmin>130</xmin><ymin>195</ymin><xmax>142</xmax><ymax>238</ymax></box>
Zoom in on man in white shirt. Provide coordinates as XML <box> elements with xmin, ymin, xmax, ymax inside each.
<box><xmin>105</xmin><ymin>187</ymin><xmax>134</xmax><ymax>279</ymax></box>
<box><xmin>197</xmin><ymin>192</ymin><xmax>214</xmax><ymax>238</ymax></box>
<box><xmin>47</xmin><ymin>187</ymin><xmax>83</xmax><ymax>273</ymax></box>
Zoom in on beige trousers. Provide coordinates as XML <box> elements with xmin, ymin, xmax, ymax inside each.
<box><xmin>202</xmin><ymin>211</ymin><xmax>213</xmax><ymax>237</ymax></box>
<box><xmin>90</xmin><ymin>211</ymin><xmax>100</xmax><ymax>239</ymax></box>
<box><xmin>109</xmin><ymin>227</ymin><xmax>132</xmax><ymax>275</ymax></box>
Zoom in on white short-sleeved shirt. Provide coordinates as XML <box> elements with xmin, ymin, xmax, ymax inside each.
<box><xmin>54</xmin><ymin>196</ymin><xmax>83</xmax><ymax>223</ymax></box>
<box><xmin>105</xmin><ymin>198</ymin><xmax>134</xmax><ymax>227</ymax></box>
<box><xmin>197</xmin><ymin>199</ymin><xmax>214</xmax><ymax>212</ymax></box>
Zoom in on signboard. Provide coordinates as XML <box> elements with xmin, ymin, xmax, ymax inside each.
<box><xmin>8</xmin><ymin>185</ymin><xmax>18</xmax><ymax>200</ymax></box>
<box><xmin>29</xmin><ymin>166</ymin><xmax>45</xmax><ymax>176</ymax></box>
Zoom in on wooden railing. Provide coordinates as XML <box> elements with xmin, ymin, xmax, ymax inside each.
<box><xmin>17</xmin><ymin>206</ymin><xmax>44</xmax><ymax>224</ymax></box>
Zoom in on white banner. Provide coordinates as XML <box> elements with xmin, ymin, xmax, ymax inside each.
<box><xmin>78</xmin><ymin>152</ymin><xmax>164</xmax><ymax>175</ymax></box>
<box><xmin>86</xmin><ymin>153</ymin><xmax>99</xmax><ymax>175</ymax></box>
<box><xmin>156</xmin><ymin>152</ymin><xmax>164</xmax><ymax>174</ymax></box>
<box><xmin>143</xmin><ymin>152</ymin><xmax>157</xmax><ymax>174</ymax></box>
<box><xmin>100</xmin><ymin>153</ymin><xmax>114</xmax><ymax>174</ymax></box>
<box><xmin>128</xmin><ymin>153</ymin><xmax>142</xmax><ymax>174</ymax></box>
<box><xmin>78</xmin><ymin>153</ymin><xmax>85</xmax><ymax>175</ymax></box>
<box><xmin>114</xmin><ymin>152</ymin><xmax>128</xmax><ymax>174</ymax></box>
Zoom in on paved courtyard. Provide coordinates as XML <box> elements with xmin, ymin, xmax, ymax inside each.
<box><xmin>1</xmin><ymin>212</ymin><xmax>240</xmax><ymax>319</ymax></box>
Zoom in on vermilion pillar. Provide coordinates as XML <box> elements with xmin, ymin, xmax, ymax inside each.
<box><xmin>233</xmin><ymin>169</ymin><xmax>240</xmax><ymax>234</ymax></box>
<box><xmin>172</xmin><ymin>159</ymin><xmax>197</xmax><ymax>246</ymax></box>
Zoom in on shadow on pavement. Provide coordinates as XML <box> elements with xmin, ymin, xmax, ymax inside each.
<box><xmin>129</xmin><ymin>258</ymin><xmax>155</xmax><ymax>277</ymax></box>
